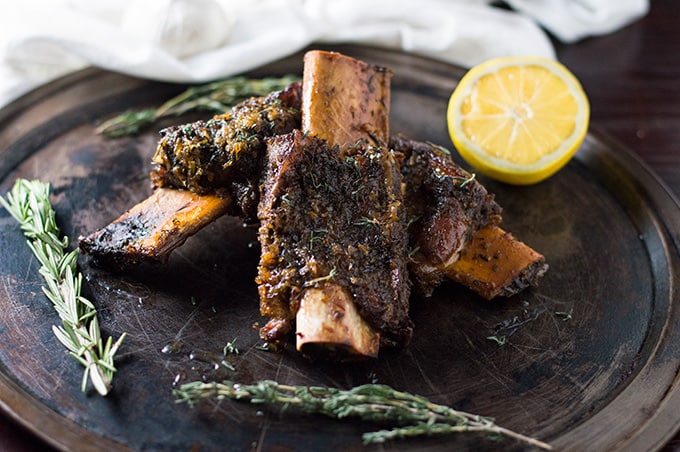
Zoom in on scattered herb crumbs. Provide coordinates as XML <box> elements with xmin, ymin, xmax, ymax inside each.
<box><xmin>303</xmin><ymin>267</ymin><xmax>337</xmax><ymax>287</ymax></box>
<box><xmin>555</xmin><ymin>309</ymin><xmax>573</xmax><ymax>321</ymax></box>
<box><xmin>486</xmin><ymin>335</ymin><xmax>507</xmax><ymax>346</ymax></box>
<box><xmin>223</xmin><ymin>339</ymin><xmax>240</xmax><ymax>356</ymax></box>
<box><xmin>454</xmin><ymin>173</ymin><xmax>477</xmax><ymax>188</ymax></box>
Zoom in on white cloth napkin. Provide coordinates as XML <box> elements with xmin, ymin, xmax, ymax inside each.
<box><xmin>0</xmin><ymin>0</ymin><xmax>648</xmax><ymax>108</ymax></box>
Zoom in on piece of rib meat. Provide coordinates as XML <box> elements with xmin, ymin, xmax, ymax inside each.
<box><xmin>447</xmin><ymin>225</ymin><xmax>549</xmax><ymax>299</ymax></box>
<box><xmin>283</xmin><ymin>50</ymin><xmax>397</xmax><ymax>359</ymax></box>
<box><xmin>256</xmin><ymin>129</ymin><xmax>412</xmax><ymax>350</ymax></box>
<box><xmin>391</xmin><ymin>134</ymin><xmax>502</xmax><ymax>295</ymax></box>
<box><xmin>150</xmin><ymin>82</ymin><xmax>302</xmax><ymax>222</ymax></box>
<box><xmin>391</xmin><ymin>135</ymin><xmax>547</xmax><ymax>299</ymax></box>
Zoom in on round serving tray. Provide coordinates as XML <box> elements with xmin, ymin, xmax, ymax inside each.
<box><xmin>0</xmin><ymin>46</ymin><xmax>678</xmax><ymax>451</ymax></box>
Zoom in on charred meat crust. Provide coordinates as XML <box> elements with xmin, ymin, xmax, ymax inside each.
<box><xmin>150</xmin><ymin>82</ymin><xmax>302</xmax><ymax>221</ymax></box>
<box><xmin>257</xmin><ymin>130</ymin><xmax>413</xmax><ymax>347</ymax></box>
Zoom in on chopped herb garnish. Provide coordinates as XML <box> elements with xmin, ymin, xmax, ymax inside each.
<box><xmin>555</xmin><ymin>309</ymin><xmax>573</xmax><ymax>321</ymax></box>
<box><xmin>303</xmin><ymin>268</ymin><xmax>338</xmax><ymax>287</ymax></box>
<box><xmin>454</xmin><ymin>173</ymin><xmax>477</xmax><ymax>188</ymax></box>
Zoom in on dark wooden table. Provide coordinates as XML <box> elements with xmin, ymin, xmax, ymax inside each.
<box><xmin>1</xmin><ymin>0</ymin><xmax>678</xmax><ymax>449</ymax></box>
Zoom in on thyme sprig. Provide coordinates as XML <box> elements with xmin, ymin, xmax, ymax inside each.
<box><xmin>174</xmin><ymin>380</ymin><xmax>551</xmax><ymax>449</ymax></box>
<box><xmin>96</xmin><ymin>75</ymin><xmax>300</xmax><ymax>138</ymax></box>
<box><xmin>1</xmin><ymin>179</ymin><xmax>126</xmax><ymax>396</ymax></box>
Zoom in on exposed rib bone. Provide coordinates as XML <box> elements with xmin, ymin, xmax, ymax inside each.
<box><xmin>445</xmin><ymin>225</ymin><xmax>548</xmax><ymax>300</ymax></box>
<box><xmin>79</xmin><ymin>188</ymin><xmax>230</xmax><ymax>269</ymax></box>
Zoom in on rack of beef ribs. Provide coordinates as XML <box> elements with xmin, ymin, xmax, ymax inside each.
<box><xmin>79</xmin><ymin>50</ymin><xmax>547</xmax><ymax>359</ymax></box>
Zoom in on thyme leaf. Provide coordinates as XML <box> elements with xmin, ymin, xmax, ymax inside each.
<box><xmin>555</xmin><ymin>309</ymin><xmax>573</xmax><ymax>321</ymax></box>
<box><xmin>454</xmin><ymin>173</ymin><xmax>477</xmax><ymax>188</ymax></box>
<box><xmin>223</xmin><ymin>339</ymin><xmax>240</xmax><ymax>356</ymax></box>
<box><xmin>1</xmin><ymin>179</ymin><xmax>126</xmax><ymax>396</ymax></box>
<box><xmin>486</xmin><ymin>335</ymin><xmax>507</xmax><ymax>346</ymax></box>
<box><xmin>353</xmin><ymin>216</ymin><xmax>380</xmax><ymax>227</ymax></box>
<box><xmin>96</xmin><ymin>75</ymin><xmax>301</xmax><ymax>138</ymax></box>
<box><xmin>174</xmin><ymin>380</ymin><xmax>551</xmax><ymax>449</ymax></box>
<box><xmin>303</xmin><ymin>267</ymin><xmax>337</xmax><ymax>288</ymax></box>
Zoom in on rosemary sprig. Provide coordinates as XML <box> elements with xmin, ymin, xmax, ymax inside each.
<box><xmin>1</xmin><ymin>179</ymin><xmax>126</xmax><ymax>396</ymax></box>
<box><xmin>96</xmin><ymin>75</ymin><xmax>301</xmax><ymax>138</ymax></box>
<box><xmin>174</xmin><ymin>380</ymin><xmax>551</xmax><ymax>449</ymax></box>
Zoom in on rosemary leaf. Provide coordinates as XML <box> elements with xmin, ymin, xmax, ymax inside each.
<box><xmin>96</xmin><ymin>75</ymin><xmax>300</xmax><ymax>138</ymax></box>
<box><xmin>173</xmin><ymin>380</ymin><xmax>551</xmax><ymax>449</ymax></box>
<box><xmin>1</xmin><ymin>178</ymin><xmax>126</xmax><ymax>396</ymax></box>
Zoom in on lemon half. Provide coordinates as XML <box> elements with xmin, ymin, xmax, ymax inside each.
<box><xmin>447</xmin><ymin>56</ymin><xmax>590</xmax><ymax>185</ymax></box>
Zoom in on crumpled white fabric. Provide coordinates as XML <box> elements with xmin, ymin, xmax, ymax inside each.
<box><xmin>0</xmin><ymin>0</ymin><xmax>648</xmax><ymax>108</ymax></box>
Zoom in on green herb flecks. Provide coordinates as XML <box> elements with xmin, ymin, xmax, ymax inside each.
<box><xmin>486</xmin><ymin>335</ymin><xmax>506</xmax><ymax>346</ymax></box>
<box><xmin>303</xmin><ymin>267</ymin><xmax>337</xmax><ymax>288</ymax></box>
<box><xmin>1</xmin><ymin>179</ymin><xmax>126</xmax><ymax>396</ymax></box>
<box><xmin>174</xmin><ymin>380</ymin><xmax>551</xmax><ymax>449</ymax></box>
<box><xmin>453</xmin><ymin>173</ymin><xmax>477</xmax><ymax>188</ymax></box>
<box><xmin>353</xmin><ymin>216</ymin><xmax>380</xmax><ymax>228</ymax></box>
<box><xmin>223</xmin><ymin>339</ymin><xmax>240</xmax><ymax>356</ymax></box>
<box><xmin>555</xmin><ymin>309</ymin><xmax>573</xmax><ymax>321</ymax></box>
<box><xmin>96</xmin><ymin>75</ymin><xmax>300</xmax><ymax>138</ymax></box>
<box><xmin>308</xmin><ymin>228</ymin><xmax>329</xmax><ymax>251</ymax></box>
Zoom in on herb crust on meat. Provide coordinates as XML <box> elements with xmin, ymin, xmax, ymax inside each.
<box><xmin>151</xmin><ymin>82</ymin><xmax>302</xmax><ymax>221</ymax></box>
<box><xmin>257</xmin><ymin>130</ymin><xmax>413</xmax><ymax>348</ymax></box>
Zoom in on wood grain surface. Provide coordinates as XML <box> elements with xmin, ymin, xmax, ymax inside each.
<box><xmin>1</xmin><ymin>1</ymin><xmax>679</xmax><ymax>449</ymax></box>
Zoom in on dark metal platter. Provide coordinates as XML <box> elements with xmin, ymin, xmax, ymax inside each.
<box><xmin>0</xmin><ymin>46</ymin><xmax>679</xmax><ymax>451</ymax></box>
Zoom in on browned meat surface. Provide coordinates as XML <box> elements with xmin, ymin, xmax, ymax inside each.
<box><xmin>80</xmin><ymin>83</ymin><xmax>301</xmax><ymax>268</ymax></box>
<box><xmin>79</xmin><ymin>188</ymin><xmax>231</xmax><ymax>270</ymax></box>
<box><xmin>390</xmin><ymin>135</ymin><xmax>503</xmax><ymax>295</ymax></box>
<box><xmin>256</xmin><ymin>130</ymin><xmax>412</xmax><ymax>348</ymax></box>
<box><xmin>151</xmin><ymin>82</ymin><xmax>302</xmax><ymax>221</ymax></box>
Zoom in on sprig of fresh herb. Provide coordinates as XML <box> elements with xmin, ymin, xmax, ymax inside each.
<box><xmin>96</xmin><ymin>75</ymin><xmax>301</xmax><ymax>138</ymax></box>
<box><xmin>1</xmin><ymin>179</ymin><xmax>126</xmax><ymax>396</ymax></box>
<box><xmin>174</xmin><ymin>380</ymin><xmax>551</xmax><ymax>449</ymax></box>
